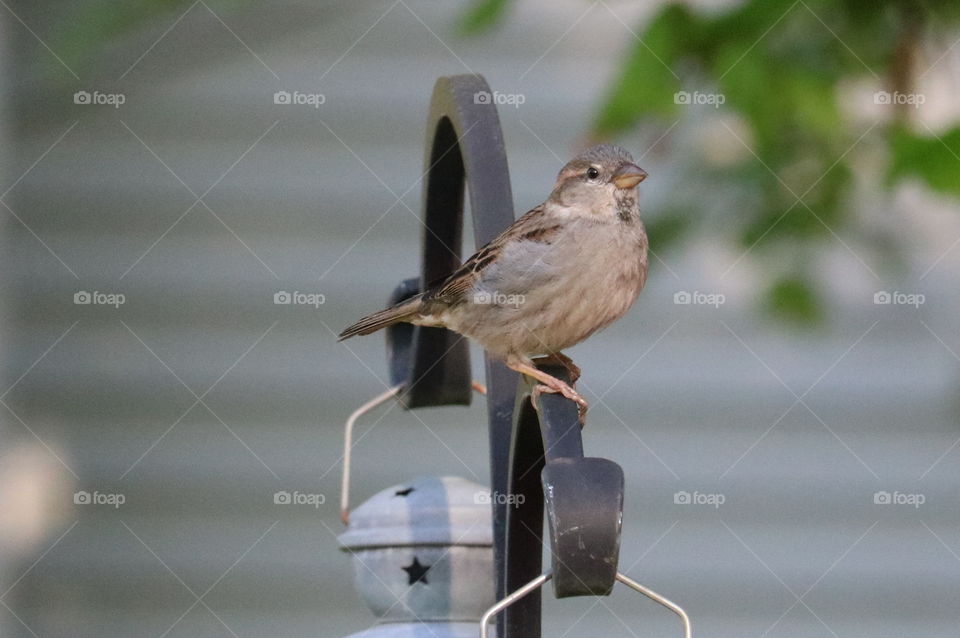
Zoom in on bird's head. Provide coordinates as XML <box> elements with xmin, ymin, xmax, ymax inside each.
<box><xmin>549</xmin><ymin>144</ymin><xmax>647</xmax><ymax>220</ymax></box>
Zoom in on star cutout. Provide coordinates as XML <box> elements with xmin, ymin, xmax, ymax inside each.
<box><xmin>402</xmin><ymin>557</ymin><xmax>431</xmax><ymax>585</ymax></box>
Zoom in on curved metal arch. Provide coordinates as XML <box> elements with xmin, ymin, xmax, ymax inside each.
<box><xmin>386</xmin><ymin>74</ymin><xmax>516</xmax><ymax>408</ymax></box>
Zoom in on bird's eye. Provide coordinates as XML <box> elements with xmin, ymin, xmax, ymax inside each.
<box><xmin>586</xmin><ymin>167</ymin><xmax>600</xmax><ymax>180</ymax></box>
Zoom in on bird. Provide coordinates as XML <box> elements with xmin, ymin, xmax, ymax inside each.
<box><xmin>339</xmin><ymin>144</ymin><xmax>649</xmax><ymax>421</ymax></box>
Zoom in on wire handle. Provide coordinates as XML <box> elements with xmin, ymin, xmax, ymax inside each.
<box><xmin>480</xmin><ymin>572</ymin><xmax>553</xmax><ymax>638</ymax></box>
<box><xmin>615</xmin><ymin>572</ymin><xmax>692</xmax><ymax>638</ymax></box>
<box><xmin>479</xmin><ymin>571</ymin><xmax>691</xmax><ymax>638</ymax></box>
<box><xmin>340</xmin><ymin>382</ymin><xmax>488</xmax><ymax>525</ymax></box>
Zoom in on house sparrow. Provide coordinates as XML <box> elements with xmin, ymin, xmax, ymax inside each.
<box><xmin>339</xmin><ymin>144</ymin><xmax>648</xmax><ymax>421</ymax></box>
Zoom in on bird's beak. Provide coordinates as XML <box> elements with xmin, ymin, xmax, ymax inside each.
<box><xmin>612</xmin><ymin>163</ymin><xmax>648</xmax><ymax>189</ymax></box>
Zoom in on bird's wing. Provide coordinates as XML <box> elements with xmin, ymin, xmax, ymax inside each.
<box><xmin>424</xmin><ymin>203</ymin><xmax>562</xmax><ymax>304</ymax></box>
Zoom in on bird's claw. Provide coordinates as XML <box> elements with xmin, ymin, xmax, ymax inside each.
<box><xmin>532</xmin><ymin>353</ymin><xmax>581</xmax><ymax>383</ymax></box>
<box><xmin>531</xmin><ymin>383</ymin><xmax>588</xmax><ymax>426</ymax></box>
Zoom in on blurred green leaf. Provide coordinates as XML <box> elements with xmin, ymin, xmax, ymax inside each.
<box><xmin>889</xmin><ymin>126</ymin><xmax>960</xmax><ymax>197</ymax></box>
<box><xmin>765</xmin><ymin>276</ymin><xmax>823</xmax><ymax>326</ymax></box>
<box><xmin>50</xmin><ymin>0</ymin><xmax>251</xmax><ymax>77</ymax></box>
<box><xmin>458</xmin><ymin>0</ymin><xmax>511</xmax><ymax>35</ymax></box>
<box><xmin>593</xmin><ymin>4</ymin><xmax>700</xmax><ymax>135</ymax></box>
<box><xmin>56</xmin><ymin>0</ymin><xmax>198</xmax><ymax>72</ymax></box>
<box><xmin>714</xmin><ymin>49</ymin><xmax>783</xmax><ymax>150</ymax></box>
<box><xmin>645</xmin><ymin>211</ymin><xmax>691</xmax><ymax>252</ymax></box>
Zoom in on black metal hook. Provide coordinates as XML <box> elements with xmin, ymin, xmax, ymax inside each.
<box><xmin>385</xmin><ymin>74</ymin><xmax>516</xmax><ymax>408</ymax></box>
<box><xmin>498</xmin><ymin>367</ymin><xmax>624</xmax><ymax>636</ymax></box>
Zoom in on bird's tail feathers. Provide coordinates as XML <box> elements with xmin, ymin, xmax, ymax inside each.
<box><xmin>338</xmin><ymin>296</ymin><xmax>423</xmax><ymax>341</ymax></box>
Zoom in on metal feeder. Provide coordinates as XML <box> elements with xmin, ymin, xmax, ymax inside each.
<box><xmin>337</xmin><ymin>74</ymin><xmax>690</xmax><ymax>638</ymax></box>
<box><xmin>339</xmin><ymin>476</ymin><xmax>495</xmax><ymax>638</ymax></box>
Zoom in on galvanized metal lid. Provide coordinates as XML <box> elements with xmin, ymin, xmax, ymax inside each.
<box><xmin>339</xmin><ymin>476</ymin><xmax>492</xmax><ymax>550</ymax></box>
<box><xmin>343</xmin><ymin>622</ymin><xmax>489</xmax><ymax>638</ymax></box>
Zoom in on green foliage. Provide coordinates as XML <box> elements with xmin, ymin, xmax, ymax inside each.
<box><xmin>50</xmin><ymin>0</ymin><xmax>251</xmax><ymax>76</ymax></box>
<box><xmin>644</xmin><ymin>210</ymin><xmax>691</xmax><ymax>253</ymax></box>
<box><xmin>594</xmin><ymin>4</ymin><xmax>700</xmax><ymax>133</ymax></box>
<box><xmin>458</xmin><ymin>0</ymin><xmax>512</xmax><ymax>35</ymax></box>
<box><xmin>454</xmin><ymin>0</ymin><xmax>960</xmax><ymax>325</ymax></box>
<box><xmin>765</xmin><ymin>276</ymin><xmax>823</xmax><ymax>326</ymax></box>
<box><xmin>889</xmin><ymin>126</ymin><xmax>960</xmax><ymax>196</ymax></box>
<box><xmin>580</xmin><ymin>0</ymin><xmax>960</xmax><ymax>324</ymax></box>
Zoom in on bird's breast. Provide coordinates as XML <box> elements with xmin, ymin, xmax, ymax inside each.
<box><xmin>457</xmin><ymin>219</ymin><xmax>648</xmax><ymax>356</ymax></box>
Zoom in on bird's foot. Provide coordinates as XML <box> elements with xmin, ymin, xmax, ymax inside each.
<box><xmin>507</xmin><ymin>357</ymin><xmax>588</xmax><ymax>425</ymax></box>
<box><xmin>531</xmin><ymin>381</ymin><xmax>588</xmax><ymax>426</ymax></box>
<box><xmin>532</xmin><ymin>352</ymin><xmax>581</xmax><ymax>383</ymax></box>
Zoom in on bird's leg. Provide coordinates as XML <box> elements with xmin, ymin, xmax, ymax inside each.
<box><xmin>507</xmin><ymin>358</ymin><xmax>588</xmax><ymax>424</ymax></box>
<box><xmin>532</xmin><ymin>352</ymin><xmax>580</xmax><ymax>383</ymax></box>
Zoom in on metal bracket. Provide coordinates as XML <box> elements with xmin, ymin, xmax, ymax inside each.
<box><xmin>492</xmin><ymin>365</ymin><xmax>626</xmax><ymax>635</ymax></box>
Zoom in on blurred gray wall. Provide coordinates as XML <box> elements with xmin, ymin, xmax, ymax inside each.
<box><xmin>2</xmin><ymin>2</ymin><xmax>959</xmax><ymax>637</ymax></box>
